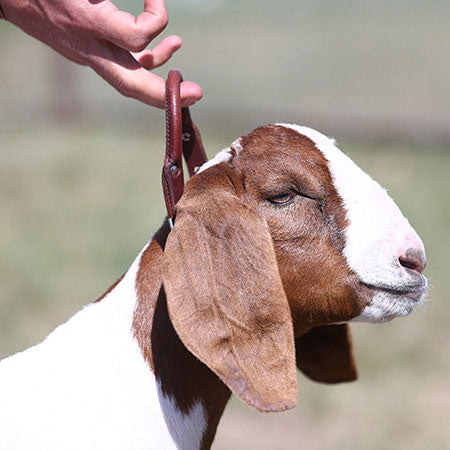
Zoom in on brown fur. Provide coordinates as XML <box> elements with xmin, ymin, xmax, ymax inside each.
<box><xmin>163</xmin><ymin>164</ymin><xmax>298</xmax><ymax>412</ymax></box>
<box><xmin>128</xmin><ymin>125</ymin><xmax>373</xmax><ymax>448</ymax></box>
<box><xmin>132</xmin><ymin>223</ymin><xmax>170</xmax><ymax>372</ymax></box>
<box><xmin>133</xmin><ymin>223</ymin><xmax>231</xmax><ymax>449</ymax></box>
<box><xmin>152</xmin><ymin>289</ymin><xmax>231</xmax><ymax>450</ymax></box>
<box><xmin>296</xmin><ymin>324</ymin><xmax>357</xmax><ymax>383</ymax></box>
<box><xmin>235</xmin><ymin>126</ymin><xmax>365</xmax><ymax>334</ymax></box>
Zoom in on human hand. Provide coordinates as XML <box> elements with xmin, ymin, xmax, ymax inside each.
<box><xmin>0</xmin><ymin>0</ymin><xmax>202</xmax><ymax>108</ymax></box>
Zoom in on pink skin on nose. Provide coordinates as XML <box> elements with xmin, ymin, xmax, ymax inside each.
<box><xmin>398</xmin><ymin>233</ymin><xmax>427</xmax><ymax>274</ymax></box>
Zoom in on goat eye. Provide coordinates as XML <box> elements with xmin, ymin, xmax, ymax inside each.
<box><xmin>268</xmin><ymin>191</ymin><xmax>296</xmax><ymax>205</ymax></box>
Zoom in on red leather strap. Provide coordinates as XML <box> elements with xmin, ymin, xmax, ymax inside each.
<box><xmin>162</xmin><ymin>70</ymin><xmax>207</xmax><ymax>227</ymax></box>
<box><xmin>162</xmin><ymin>70</ymin><xmax>184</xmax><ymax>223</ymax></box>
<box><xmin>181</xmin><ymin>107</ymin><xmax>207</xmax><ymax>177</ymax></box>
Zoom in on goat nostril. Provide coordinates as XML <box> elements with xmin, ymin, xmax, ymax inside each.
<box><xmin>399</xmin><ymin>256</ymin><xmax>419</xmax><ymax>271</ymax></box>
<box><xmin>399</xmin><ymin>249</ymin><xmax>426</xmax><ymax>274</ymax></box>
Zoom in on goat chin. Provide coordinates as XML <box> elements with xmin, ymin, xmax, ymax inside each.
<box><xmin>0</xmin><ymin>123</ymin><xmax>427</xmax><ymax>450</ymax></box>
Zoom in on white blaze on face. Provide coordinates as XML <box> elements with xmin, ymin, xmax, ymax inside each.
<box><xmin>278</xmin><ymin>124</ymin><xmax>427</xmax><ymax>323</ymax></box>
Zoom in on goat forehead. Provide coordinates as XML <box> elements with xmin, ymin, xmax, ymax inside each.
<box><xmin>276</xmin><ymin>123</ymin><xmax>405</xmax><ymax>223</ymax></box>
<box><xmin>276</xmin><ymin>123</ymin><xmax>383</xmax><ymax>194</ymax></box>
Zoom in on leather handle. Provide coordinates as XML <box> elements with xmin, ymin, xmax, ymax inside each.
<box><xmin>162</xmin><ymin>70</ymin><xmax>185</xmax><ymax>222</ymax></box>
<box><xmin>162</xmin><ymin>70</ymin><xmax>207</xmax><ymax>227</ymax></box>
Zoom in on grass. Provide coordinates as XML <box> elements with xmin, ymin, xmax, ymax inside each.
<box><xmin>0</xmin><ymin>127</ymin><xmax>449</xmax><ymax>448</ymax></box>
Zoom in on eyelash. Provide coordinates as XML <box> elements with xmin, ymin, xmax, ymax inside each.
<box><xmin>267</xmin><ymin>189</ymin><xmax>317</xmax><ymax>206</ymax></box>
<box><xmin>267</xmin><ymin>190</ymin><xmax>296</xmax><ymax>205</ymax></box>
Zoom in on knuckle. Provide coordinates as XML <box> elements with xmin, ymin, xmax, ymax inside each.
<box><xmin>149</xmin><ymin>10</ymin><xmax>168</xmax><ymax>35</ymax></box>
<box><xmin>158</xmin><ymin>11</ymin><xmax>169</xmax><ymax>30</ymax></box>
<box><xmin>128</xmin><ymin>38</ymin><xmax>148</xmax><ymax>53</ymax></box>
<box><xmin>133</xmin><ymin>10</ymin><xmax>168</xmax><ymax>49</ymax></box>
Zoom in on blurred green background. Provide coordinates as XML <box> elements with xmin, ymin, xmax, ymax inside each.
<box><xmin>0</xmin><ymin>0</ymin><xmax>449</xmax><ymax>448</ymax></box>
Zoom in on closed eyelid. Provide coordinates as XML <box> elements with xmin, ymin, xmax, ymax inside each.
<box><xmin>262</xmin><ymin>186</ymin><xmax>295</xmax><ymax>197</ymax></box>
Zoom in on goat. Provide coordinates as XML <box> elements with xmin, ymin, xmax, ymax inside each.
<box><xmin>0</xmin><ymin>124</ymin><xmax>427</xmax><ymax>450</ymax></box>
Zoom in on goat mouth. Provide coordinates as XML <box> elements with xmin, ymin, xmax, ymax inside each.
<box><xmin>362</xmin><ymin>278</ymin><xmax>427</xmax><ymax>299</ymax></box>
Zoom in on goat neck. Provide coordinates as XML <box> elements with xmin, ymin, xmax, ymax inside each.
<box><xmin>132</xmin><ymin>222</ymin><xmax>231</xmax><ymax>450</ymax></box>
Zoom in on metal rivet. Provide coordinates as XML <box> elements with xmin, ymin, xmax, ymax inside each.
<box><xmin>182</xmin><ymin>132</ymin><xmax>191</xmax><ymax>142</ymax></box>
<box><xmin>170</xmin><ymin>164</ymin><xmax>179</xmax><ymax>174</ymax></box>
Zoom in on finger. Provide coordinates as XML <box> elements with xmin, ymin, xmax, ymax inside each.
<box><xmin>89</xmin><ymin>45</ymin><xmax>168</xmax><ymax>108</ymax></box>
<box><xmin>180</xmin><ymin>81</ymin><xmax>203</xmax><ymax>107</ymax></box>
<box><xmin>88</xmin><ymin>42</ymin><xmax>202</xmax><ymax>108</ymax></box>
<box><xmin>89</xmin><ymin>0</ymin><xmax>168</xmax><ymax>52</ymax></box>
<box><xmin>134</xmin><ymin>35</ymin><xmax>182</xmax><ymax>70</ymax></box>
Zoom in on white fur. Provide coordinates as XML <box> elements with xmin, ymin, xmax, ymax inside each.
<box><xmin>230</xmin><ymin>137</ymin><xmax>243</xmax><ymax>154</ymax></box>
<box><xmin>278</xmin><ymin>124</ymin><xmax>427</xmax><ymax>322</ymax></box>
<box><xmin>157</xmin><ymin>384</ymin><xmax>206</xmax><ymax>450</ymax></box>
<box><xmin>0</xmin><ymin>241</ymin><xmax>206</xmax><ymax>450</ymax></box>
<box><xmin>197</xmin><ymin>147</ymin><xmax>234</xmax><ymax>173</ymax></box>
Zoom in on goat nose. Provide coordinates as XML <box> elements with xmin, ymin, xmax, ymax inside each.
<box><xmin>399</xmin><ymin>248</ymin><xmax>427</xmax><ymax>274</ymax></box>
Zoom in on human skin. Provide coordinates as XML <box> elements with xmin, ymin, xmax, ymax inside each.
<box><xmin>0</xmin><ymin>0</ymin><xmax>203</xmax><ymax>108</ymax></box>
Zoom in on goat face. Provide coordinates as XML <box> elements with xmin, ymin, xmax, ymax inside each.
<box><xmin>236</xmin><ymin>124</ymin><xmax>427</xmax><ymax>326</ymax></box>
<box><xmin>162</xmin><ymin>124</ymin><xmax>427</xmax><ymax>413</ymax></box>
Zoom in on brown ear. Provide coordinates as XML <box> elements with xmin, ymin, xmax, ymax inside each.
<box><xmin>162</xmin><ymin>164</ymin><xmax>297</xmax><ymax>412</ymax></box>
<box><xmin>295</xmin><ymin>324</ymin><xmax>357</xmax><ymax>383</ymax></box>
